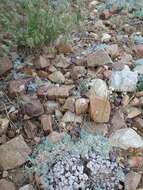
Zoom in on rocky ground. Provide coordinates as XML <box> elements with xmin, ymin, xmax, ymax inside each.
<box><xmin>0</xmin><ymin>0</ymin><xmax>143</xmax><ymax>190</ymax></box>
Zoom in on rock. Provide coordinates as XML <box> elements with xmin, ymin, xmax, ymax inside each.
<box><xmin>24</xmin><ymin>121</ymin><xmax>37</xmax><ymax>139</ymax></box>
<box><xmin>44</xmin><ymin>101</ymin><xmax>59</xmax><ymax>114</ymax></box>
<box><xmin>89</xmin><ymin>96</ymin><xmax>111</xmax><ymax>123</ymax></box>
<box><xmin>0</xmin><ymin>57</ymin><xmax>12</xmax><ymax>76</ymax></box>
<box><xmin>122</xmin><ymin>95</ymin><xmax>130</xmax><ymax>106</ymax></box>
<box><xmin>109</xmin><ymin>128</ymin><xmax>143</xmax><ymax>149</ymax></box>
<box><xmin>62</xmin><ymin>111</ymin><xmax>82</xmax><ymax>123</ymax></box>
<box><xmin>134</xmin><ymin>44</ymin><xmax>143</xmax><ymax>58</ymax></box>
<box><xmin>89</xmin><ymin>1</ymin><xmax>99</xmax><ymax>9</ymax></box>
<box><xmin>63</xmin><ymin>97</ymin><xmax>75</xmax><ymax>112</ymax></box>
<box><xmin>112</xmin><ymin>61</ymin><xmax>125</xmax><ymax>71</ymax></box>
<box><xmin>55</xmin><ymin>109</ymin><xmax>63</xmax><ymax>120</ymax></box>
<box><xmin>37</xmin><ymin>83</ymin><xmax>52</xmax><ymax>97</ymax></box>
<box><xmin>110</xmin><ymin>66</ymin><xmax>138</xmax><ymax>92</ymax></box>
<box><xmin>0</xmin><ymin>179</ymin><xmax>15</xmax><ymax>190</ymax></box>
<box><xmin>0</xmin><ymin>135</ymin><xmax>31</xmax><ymax>170</ymax></box>
<box><xmin>101</xmin><ymin>33</ymin><xmax>111</xmax><ymax>42</ymax></box>
<box><xmin>105</xmin><ymin>44</ymin><xmax>119</xmax><ymax>58</ymax></box>
<box><xmin>134</xmin><ymin>65</ymin><xmax>143</xmax><ymax>74</ymax></box>
<box><xmin>135</xmin><ymin>59</ymin><xmax>143</xmax><ymax>65</ymax></box>
<box><xmin>111</xmin><ymin>110</ymin><xmax>126</xmax><ymax>133</ymax></box>
<box><xmin>120</xmin><ymin>53</ymin><xmax>133</xmax><ymax>65</ymax></box>
<box><xmin>22</xmin><ymin>95</ymin><xmax>44</xmax><ymax>118</ymax></box>
<box><xmin>34</xmin><ymin>55</ymin><xmax>50</xmax><ymax>69</ymax></box>
<box><xmin>46</xmin><ymin>85</ymin><xmax>74</xmax><ymax>99</ymax></box>
<box><xmin>8</xmin><ymin>78</ymin><xmax>32</xmax><ymax>98</ymax></box>
<box><xmin>89</xmin><ymin>79</ymin><xmax>109</xmax><ymax>98</ymax></box>
<box><xmin>56</xmin><ymin>43</ymin><xmax>74</xmax><ymax>54</ymax></box>
<box><xmin>140</xmin><ymin>97</ymin><xmax>143</xmax><ymax>106</ymax></box>
<box><xmin>0</xmin><ymin>118</ymin><xmax>9</xmax><ymax>135</ymax></box>
<box><xmin>2</xmin><ymin>171</ymin><xmax>8</xmax><ymax>178</ymax></box>
<box><xmin>125</xmin><ymin>107</ymin><xmax>142</xmax><ymax>119</ymax></box>
<box><xmin>83</xmin><ymin>121</ymin><xmax>108</xmax><ymax>136</ymax></box>
<box><xmin>40</xmin><ymin>114</ymin><xmax>53</xmax><ymax>134</ymax></box>
<box><xmin>125</xmin><ymin>172</ymin><xmax>141</xmax><ymax>190</ymax></box>
<box><xmin>19</xmin><ymin>184</ymin><xmax>34</xmax><ymax>190</ymax></box>
<box><xmin>136</xmin><ymin>91</ymin><xmax>143</xmax><ymax>97</ymax></box>
<box><xmin>48</xmin><ymin>71</ymin><xmax>65</xmax><ymax>84</ymax></box>
<box><xmin>86</xmin><ymin>49</ymin><xmax>112</xmax><ymax>67</ymax></box>
<box><xmin>71</xmin><ymin>66</ymin><xmax>87</xmax><ymax>80</ymax></box>
<box><xmin>75</xmin><ymin>98</ymin><xmax>89</xmax><ymax>115</ymax></box>
<box><xmin>48</xmin><ymin>131</ymin><xmax>65</xmax><ymax>144</ymax></box>
<box><xmin>133</xmin><ymin>117</ymin><xmax>143</xmax><ymax>133</ymax></box>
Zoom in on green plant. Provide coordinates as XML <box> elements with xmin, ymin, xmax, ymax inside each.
<box><xmin>137</xmin><ymin>74</ymin><xmax>143</xmax><ymax>91</ymax></box>
<box><xmin>0</xmin><ymin>0</ymin><xmax>85</xmax><ymax>49</ymax></box>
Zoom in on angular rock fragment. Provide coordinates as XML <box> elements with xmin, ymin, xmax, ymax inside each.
<box><xmin>110</xmin><ymin>66</ymin><xmax>138</xmax><ymax>92</ymax></box>
<box><xmin>109</xmin><ymin>128</ymin><xmax>143</xmax><ymax>149</ymax></box>
<box><xmin>89</xmin><ymin>95</ymin><xmax>111</xmax><ymax>123</ymax></box>
<box><xmin>0</xmin><ymin>135</ymin><xmax>31</xmax><ymax>170</ymax></box>
<box><xmin>44</xmin><ymin>101</ymin><xmax>59</xmax><ymax>114</ymax></box>
<box><xmin>63</xmin><ymin>97</ymin><xmax>75</xmax><ymax>112</ymax></box>
<box><xmin>62</xmin><ymin>111</ymin><xmax>82</xmax><ymax>123</ymax></box>
<box><xmin>40</xmin><ymin>114</ymin><xmax>53</xmax><ymax>134</ymax></box>
<box><xmin>48</xmin><ymin>71</ymin><xmax>65</xmax><ymax>84</ymax></box>
<box><xmin>75</xmin><ymin>98</ymin><xmax>89</xmax><ymax>115</ymax></box>
<box><xmin>34</xmin><ymin>55</ymin><xmax>50</xmax><ymax>69</ymax></box>
<box><xmin>87</xmin><ymin>49</ymin><xmax>112</xmax><ymax>67</ymax></box>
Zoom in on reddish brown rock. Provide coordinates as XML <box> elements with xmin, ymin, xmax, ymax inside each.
<box><xmin>34</xmin><ymin>55</ymin><xmax>50</xmax><ymax>69</ymax></box>
<box><xmin>22</xmin><ymin>95</ymin><xmax>44</xmax><ymax>118</ymax></box>
<box><xmin>0</xmin><ymin>135</ymin><xmax>31</xmax><ymax>170</ymax></box>
<box><xmin>0</xmin><ymin>179</ymin><xmax>15</xmax><ymax>190</ymax></box>
<box><xmin>0</xmin><ymin>118</ymin><xmax>9</xmax><ymax>136</ymax></box>
<box><xmin>75</xmin><ymin>98</ymin><xmax>89</xmax><ymax>115</ymax></box>
<box><xmin>8</xmin><ymin>78</ymin><xmax>32</xmax><ymax>98</ymax></box>
<box><xmin>24</xmin><ymin>121</ymin><xmax>37</xmax><ymax>139</ymax></box>
<box><xmin>37</xmin><ymin>83</ymin><xmax>52</xmax><ymax>97</ymax></box>
<box><xmin>48</xmin><ymin>71</ymin><xmax>65</xmax><ymax>84</ymax></box>
<box><xmin>134</xmin><ymin>44</ymin><xmax>143</xmax><ymax>58</ymax></box>
<box><xmin>0</xmin><ymin>57</ymin><xmax>12</xmax><ymax>76</ymax></box>
<box><xmin>89</xmin><ymin>96</ymin><xmax>111</xmax><ymax>123</ymax></box>
<box><xmin>46</xmin><ymin>85</ymin><xmax>74</xmax><ymax>99</ymax></box>
<box><xmin>40</xmin><ymin>114</ymin><xmax>53</xmax><ymax>134</ymax></box>
<box><xmin>63</xmin><ymin>97</ymin><xmax>75</xmax><ymax>112</ymax></box>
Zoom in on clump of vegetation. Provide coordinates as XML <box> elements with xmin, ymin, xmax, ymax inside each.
<box><xmin>26</xmin><ymin>130</ymin><xmax>125</xmax><ymax>189</ymax></box>
<box><xmin>0</xmin><ymin>0</ymin><xmax>85</xmax><ymax>50</ymax></box>
<box><xmin>98</xmin><ymin>0</ymin><xmax>143</xmax><ymax>19</ymax></box>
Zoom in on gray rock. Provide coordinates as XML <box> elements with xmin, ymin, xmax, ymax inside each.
<box><xmin>89</xmin><ymin>79</ymin><xmax>109</xmax><ymax>98</ymax></box>
<box><xmin>109</xmin><ymin>128</ymin><xmax>143</xmax><ymax>149</ymax></box>
<box><xmin>0</xmin><ymin>179</ymin><xmax>15</xmax><ymax>190</ymax></box>
<box><xmin>110</xmin><ymin>66</ymin><xmax>138</xmax><ymax>92</ymax></box>
<box><xmin>134</xmin><ymin>64</ymin><xmax>143</xmax><ymax>74</ymax></box>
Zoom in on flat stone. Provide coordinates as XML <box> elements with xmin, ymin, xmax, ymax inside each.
<box><xmin>62</xmin><ymin>111</ymin><xmax>82</xmax><ymax>123</ymax></box>
<box><xmin>125</xmin><ymin>107</ymin><xmax>142</xmax><ymax>119</ymax></box>
<box><xmin>105</xmin><ymin>44</ymin><xmax>119</xmax><ymax>58</ymax></box>
<box><xmin>0</xmin><ymin>135</ymin><xmax>31</xmax><ymax>170</ymax></box>
<box><xmin>110</xmin><ymin>66</ymin><xmax>138</xmax><ymax>92</ymax></box>
<box><xmin>48</xmin><ymin>71</ymin><xmax>65</xmax><ymax>84</ymax></box>
<box><xmin>46</xmin><ymin>85</ymin><xmax>74</xmax><ymax>99</ymax></box>
<box><xmin>56</xmin><ymin>43</ymin><xmax>74</xmax><ymax>54</ymax></box>
<box><xmin>75</xmin><ymin>98</ymin><xmax>89</xmax><ymax>115</ymax></box>
<box><xmin>0</xmin><ymin>179</ymin><xmax>15</xmax><ymax>190</ymax></box>
<box><xmin>86</xmin><ymin>49</ymin><xmax>112</xmax><ymax>67</ymax></box>
<box><xmin>63</xmin><ymin>97</ymin><xmax>75</xmax><ymax>112</ymax></box>
<box><xmin>0</xmin><ymin>57</ymin><xmax>12</xmax><ymax>76</ymax></box>
<box><xmin>109</xmin><ymin>128</ymin><xmax>143</xmax><ymax>149</ymax></box>
<box><xmin>34</xmin><ymin>55</ymin><xmax>50</xmax><ymax>69</ymax></box>
<box><xmin>89</xmin><ymin>95</ymin><xmax>111</xmax><ymax>123</ymax></box>
<box><xmin>101</xmin><ymin>33</ymin><xmax>111</xmax><ymax>42</ymax></box>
